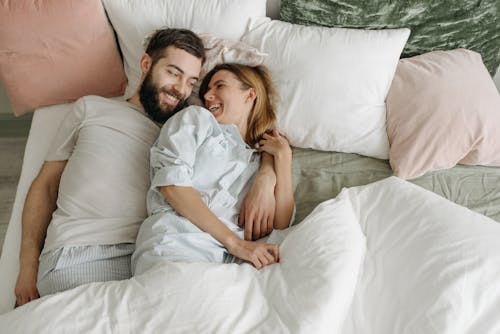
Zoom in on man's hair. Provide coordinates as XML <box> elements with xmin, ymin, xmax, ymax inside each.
<box><xmin>199</xmin><ymin>63</ymin><xmax>277</xmax><ymax>147</ymax></box>
<box><xmin>144</xmin><ymin>28</ymin><xmax>206</xmax><ymax>65</ymax></box>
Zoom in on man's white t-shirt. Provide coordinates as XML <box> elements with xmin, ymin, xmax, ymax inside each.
<box><xmin>42</xmin><ymin>96</ymin><xmax>159</xmax><ymax>254</ymax></box>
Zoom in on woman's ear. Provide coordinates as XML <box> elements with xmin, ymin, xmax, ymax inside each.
<box><xmin>246</xmin><ymin>88</ymin><xmax>257</xmax><ymax>104</ymax></box>
<box><xmin>140</xmin><ymin>54</ymin><xmax>153</xmax><ymax>74</ymax></box>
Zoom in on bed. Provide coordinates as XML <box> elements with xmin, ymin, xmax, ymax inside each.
<box><xmin>1</xmin><ymin>0</ymin><xmax>500</xmax><ymax>332</ymax></box>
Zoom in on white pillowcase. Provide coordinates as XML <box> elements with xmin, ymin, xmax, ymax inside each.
<box><xmin>102</xmin><ymin>0</ymin><xmax>267</xmax><ymax>98</ymax></box>
<box><xmin>242</xmin><ymin>18</ymin><xmax>410</xmax><ymax>159</ymax></box>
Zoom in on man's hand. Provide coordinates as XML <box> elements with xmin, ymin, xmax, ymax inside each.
<box><xmin>14</xmin><ymin>266</ymin><xmax>40</xmax><ymax>307</ymax></box>
<box><xmin>239</xmin><ymin>154</ymin><xmax>276</xmax><ymax>240</ymax></box>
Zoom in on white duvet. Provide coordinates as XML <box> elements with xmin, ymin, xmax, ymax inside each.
<box><xmin>2</xmin><ymin>177</ymin><xmax>500</xmax><ymax>333</ymax></box>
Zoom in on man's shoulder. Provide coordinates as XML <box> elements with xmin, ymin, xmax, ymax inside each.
<box><xmin>74</xmin><ymin>95</ymin><xmax>142</xmax><ymax>119</ymax></box>
<box><xmin>77</xmin><ymin>95</ymin><xmax>124</xmax><ymax>107</ymax></box>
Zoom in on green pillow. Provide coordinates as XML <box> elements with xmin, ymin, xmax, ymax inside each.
<box><xmin>280</xmin><ymin>0</ymin><xmax>500</xmax><ymax>75</ymax></box>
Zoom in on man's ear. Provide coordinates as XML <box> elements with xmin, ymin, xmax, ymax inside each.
<box><xmin>140</xmin><ymin>54</ymin><xmax>152</xmax><ymax>74</ymax></box>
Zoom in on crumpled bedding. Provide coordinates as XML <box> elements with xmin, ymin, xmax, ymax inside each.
<box><xmin>2</xmin><ymin>177</ymin><xmax>500</xmax><ymax>333</ymax></box>
<box><xmin>0</xmin><ymin>182</ymin><xmax>366</xmax><ymax>333</ymax></box>
<box><xmin>2</xmin><ymin>104</ymin><xmax>499</xmax><ymax>316</ymax></box>
<box><xmin>291</xmin><ymin>147</ymin><xmax>500</xmax><ymax>224</ymax></box>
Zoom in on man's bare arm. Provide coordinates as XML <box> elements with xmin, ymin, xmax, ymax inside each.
<box><xmin>15</xmin><ymin>160</ymin><xmax>66</xmax><ymax>306</ymax></box>
<box><xmin>238</xmin><ymin>153</ymin><xmax>277</xmax><ymax>241</ymax></box>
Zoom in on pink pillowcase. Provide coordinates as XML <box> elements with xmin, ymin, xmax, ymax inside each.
<box><xmin>386</xmin><ymin>49</ymin><xmax>500</xmax><ymax>179</ymax></box>
<box><xmin>0</xmin><ymin>0</ymin><xmax>127</xmax><ymax>116</ymax></box>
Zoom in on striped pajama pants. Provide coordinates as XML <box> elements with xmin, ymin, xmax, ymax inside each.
<box><xmin>37</xmin><ymin>243</ymin><xmax>135</xmax><ymax>296</ymax></box>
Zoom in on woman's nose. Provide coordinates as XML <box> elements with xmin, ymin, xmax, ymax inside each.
<box><xmin>204</xmin><ymin>90</ymin><xmax>214</xmax><ymax>101</ymax></box>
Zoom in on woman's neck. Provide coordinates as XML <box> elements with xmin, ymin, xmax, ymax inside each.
<box><xmin>236</xmin><ymin>122</ymin><xmax>247</xmax><ymax>142</ymax></box>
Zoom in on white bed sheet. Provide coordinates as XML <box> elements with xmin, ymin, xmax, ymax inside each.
<box><xmin>0</xmin><ymin>103</ymin><xmax>73</xmax><ymax>313</ymax></box>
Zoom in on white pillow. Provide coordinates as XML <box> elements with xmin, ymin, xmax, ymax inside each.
<box><xmin>241</xmin><ymin>18</ymin><xmax>410</xmax><ymax>159</ymax></box>
<box><xmin>102</xmin><ymin>0</ymin><xmax>267</xmax><ymax>99</ymax></box>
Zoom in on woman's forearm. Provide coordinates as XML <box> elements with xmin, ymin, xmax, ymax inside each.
<box><xmin>160</xmin><ymin>185</ymin><xmax>279</xmax><ymax>269</ymax></box>
<box><xmin>160</xmin><ymin>185</ymin><xmax>240</xmax><ymax>248</ymax></box>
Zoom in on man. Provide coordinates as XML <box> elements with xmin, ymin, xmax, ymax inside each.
<box><xmin>14</xmin><ymin>28</ymin><xmax>277</xmax><ymax>306</ymax></box>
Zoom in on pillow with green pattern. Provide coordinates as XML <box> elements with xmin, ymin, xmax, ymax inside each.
<box><xmin>280</xmin><ymin>0</ymin><xmax>500</xmax><ymax>76</ymax></box>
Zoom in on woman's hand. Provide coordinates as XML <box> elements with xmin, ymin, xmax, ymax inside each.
<box><xmin>227</xmin><ymin>238</ymin><xmax>279</xmax><ymax>269</ymax></box>
<box><xmin>257</xmin><ymin>129</ymin><xmax>292</xmax><ymax>160</ymax></box>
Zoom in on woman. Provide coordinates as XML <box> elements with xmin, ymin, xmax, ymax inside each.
<box><xmin>132</xmin><ymin>64</ymin><xmax>294</xmax><ymax>275</ymax></box>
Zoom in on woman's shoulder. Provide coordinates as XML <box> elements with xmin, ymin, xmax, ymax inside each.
<box><xmin>158</xmin><ymin>105</ymin><xmax>219</xmax><ymax>141</ymax></box>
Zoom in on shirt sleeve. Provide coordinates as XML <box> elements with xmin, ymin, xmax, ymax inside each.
<box><xmin>150</xmin><ymin>106</ymin><xmax>215</xmax><ymax>189</ymax></box>
<box><xmin>45</xmin><ymin>98</ymin><xmax>87</xmax><ymax>161</ymax></box>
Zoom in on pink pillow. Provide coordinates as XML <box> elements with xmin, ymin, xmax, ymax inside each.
<box><xmin>0</xmin><ymin>0</ymin><xmax>127</xmax><ymax>116</ymax></box>
<box><xmin>386</xmin><ymin>49</ymin><xmax>500</xmax><ymax>179</ymax></box>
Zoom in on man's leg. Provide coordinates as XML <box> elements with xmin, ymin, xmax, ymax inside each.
<box><xmin>37</xmin><ymin>243</ymin><xmax>134</xmax><ymax>296</ymax></box>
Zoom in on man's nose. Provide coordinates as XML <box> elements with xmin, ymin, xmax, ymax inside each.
<box><xmin>173</xmin><ymin>79</ymin><xmax>189</xmax><ymax>97</ymax></box>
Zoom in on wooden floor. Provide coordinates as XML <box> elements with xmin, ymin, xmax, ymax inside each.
<box><xmin>0</xmin><ymin>114</ymin><xmax>31</xmax><ymax>255</ymax></box>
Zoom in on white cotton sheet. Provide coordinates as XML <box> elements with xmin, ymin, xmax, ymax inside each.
<box><xmin>0</xmin><ymin>190</ymin><xmax>366</xmax><ymax>333</ymax></box>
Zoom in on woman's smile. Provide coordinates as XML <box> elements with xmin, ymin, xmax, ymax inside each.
<box><xmin>208</xmin><ymin>103</ymin><xmax>222</xmax><ymax>117</ymax></box>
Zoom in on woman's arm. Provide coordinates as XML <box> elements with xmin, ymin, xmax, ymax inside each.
<box><xmin>258</xmin><ymin>130</ymin><xmax>294</xmax><ymax>229</ymax></box>
<box><xmin>160</xmin><ymin>185</ymin><xmax>279</xmax><ymax>269</ymax></box>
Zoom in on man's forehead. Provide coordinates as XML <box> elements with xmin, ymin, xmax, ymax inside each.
<box><xmin>159</xmin><ymin>46</ymin><xmax>201</xmax><ymax>77</ymax></box>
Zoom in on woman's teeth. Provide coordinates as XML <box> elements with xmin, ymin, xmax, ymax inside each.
<box><xmin>209</xmin><ymin>104</ymin><xmax>221</xmax><ymax>112</ymax></box>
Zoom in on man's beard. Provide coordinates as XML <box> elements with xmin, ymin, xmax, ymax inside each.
<box><xmin>139</xmin><ymin>70</ymin><xmax>188</xmax><ymax>124</ymax></box>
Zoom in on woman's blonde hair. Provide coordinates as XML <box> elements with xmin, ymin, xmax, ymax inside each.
<box><xmin>199</xmin><ymin>63</ymin><xmax>277</xmax><ymax>146</ymax></box>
